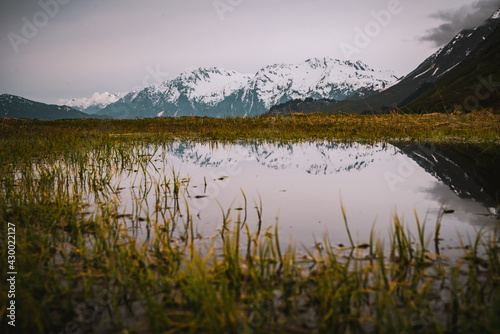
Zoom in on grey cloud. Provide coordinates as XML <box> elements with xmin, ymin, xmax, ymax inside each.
<box><xmin>420</xmin><ymin>0</ymin><xmax>500</xmax><ymax>46</ymax></box>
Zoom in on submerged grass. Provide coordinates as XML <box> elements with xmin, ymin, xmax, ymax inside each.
<box><xmin>0</xmin><ymin>113</ymin><xmax>499</xmax><ymax>333</ymax></box>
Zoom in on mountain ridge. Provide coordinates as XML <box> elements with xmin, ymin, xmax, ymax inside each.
<box><xmin>268</xmin><ymin>8</ymin><xmax>500</xmax><ymax>115</ymax></box>
<box><xmin>66</xmin><ymin>58</ymin><xmax>397</xmax><ymax>119</ymax></box>
<box><xmin>0</xmin><ymin>94</ymin><xmax>99</xmax><ymax>120</ymax></box>
<box><xmin>403</xmin><ymin>23</ymin><xmax>500</xmax><ymax>112</ymax></box>
<box><xmin>59</xmin><ymin>92</ymin><xmax>126</xmax><ymax>115</ymax></box>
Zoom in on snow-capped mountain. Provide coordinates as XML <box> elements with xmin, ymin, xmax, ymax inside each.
<box><xmin>94</xmin><ymin>67</ymin><xmax>253</xmax><ymax>119</ymax></box>
<box><xmin>90</xmin><ymin>58</ymin><xmax>397</xmax><ymax>119</ymax></box>
<box><xmin>268</xmin><ymin>8</ymin><xmax>500</xmax><ymax>115</ymax></box>
<box><xmin>400</xmin><ymin>8</ymin><xmax>500</xmax><ymax>85</ymax></box>
<box><xmin>232</xmin><ymin>58</ymin><xmax>396</xmax><ymax>115</ymax></box>
<box><xmin>493</xmin><ymin>8</ymin><xmax>500</xmax><ymax>19</ymax></box>
<box><xmin>59</xmin><ymin>91</ymin><xmax>125</xmax><ymax>115</ymax></box>
<box><xmin>161</xmin><ymin>67</ymin><xmax>253</xmax><ymax>106</ymax></box>
<box><xmin>404</xmin><ymin>9</ymin><xmax>500</xmax><ymax>112</ymax></box>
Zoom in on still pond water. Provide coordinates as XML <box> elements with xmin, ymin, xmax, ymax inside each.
<box><xmin>114</xmin><ymin>141</ymin><xmax>498</xmax><ymax>256</ymax></box>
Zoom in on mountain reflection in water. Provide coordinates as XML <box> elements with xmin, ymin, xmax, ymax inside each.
<box><xmin>118</xmin><ymin>141</ymin><xmax>499</xmax><ymax>253</ymax></box>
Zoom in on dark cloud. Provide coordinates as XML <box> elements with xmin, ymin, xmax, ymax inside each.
<box><xmin>420</xmin><ymin>0</ymin><xmax>500</xmax><ymax>46</ymax></box>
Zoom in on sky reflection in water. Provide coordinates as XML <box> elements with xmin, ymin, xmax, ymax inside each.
<box><xmin>118</xmin><ymin>141</ymin><xmax>497</xmax><ymax>253</ymax></box>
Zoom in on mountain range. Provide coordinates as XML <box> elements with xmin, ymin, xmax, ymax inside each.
<box><xmin>0</xmin><ymin>94</ymin><xmax>95</xmax><ymax>120</ymax></box>
<box><xmin>58</xmin><ymin>92</ymin><xmax>125</xmax><ymax>115</ymax></box>
<box><xmin>2</xmin><ymin>8</ymin><xmax>499</xmax><ymax>120</ymax></box>
<box><xmin>60</xmin><ymin>59</ymin><xmax>397</xmax><ymax>119</ymax></box>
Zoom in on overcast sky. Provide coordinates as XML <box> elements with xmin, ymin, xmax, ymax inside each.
<box><xmin>1</xmin><ymin>0</ymin><xmax>499</xmax><ymax>104</ymax></box>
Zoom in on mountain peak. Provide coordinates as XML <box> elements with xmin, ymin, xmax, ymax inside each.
<box><xmin>301</xmin><ymin>58</ymin><xmax>373</xmax><ymax>72</ymax></box>
<box><xmin>175</xmin><ymin>67</ymin><xmax>253</xmax><ymax>86</ymax></box>
<box><xmin>182</xmin><ymin>66</ymin><xmax>223</xmax><ymax>75</ymax></box>
<box><xmin>268</xmin><ymin>8</ymin><xmax>500</xmax><ymax>115</ymax></box>
<box><xmin>491</xmin><ymin>8</ymin><xmax>500</xmax><ymax>20</ymax></box>
<box><xmin>180</xmin><ymin>66</ymin><xmax>249</xmax><ymax>78</ymax></box>
<box><xmin>304</xmin><ymin>57</ymin><xmax>332</xmax><ymax>67</ymax></box>
<box><xmin>59</xmin><ymin>91</ymin><xmax>124</xmax><ymax>113</ymax></box>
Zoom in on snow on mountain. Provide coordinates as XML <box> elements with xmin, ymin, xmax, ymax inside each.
<box><xmin>400</xmin><ymin>8</ymin><xmax>500</xmax><ymax>85</ymax></box>
<box><xmin>86</xmin><ymin>58</ymin><xmax>397</xmax><ymax>119</ymax></box>
<box><xmin>241</xmin><ymin>58</ymin><xmax>397</xmax><ymax>110</ymax></box>
<box><xmin>59</xmin><ymin>91</ymin><xmax>125</xmax><ymax>114</ymax></box>
<box><xmin>95</xmin><ymin>67</ymin><xmax>253</xmax><ymax>119</ymax></box>
<box><xmin>491</xmin><ymin>8</ymin><xmax>500</xmax><ymax>20</ymax></box>
<box><xmin>152</xmin><ymin>67</ymin><xmax>252</xmax><ymax>106</ymax></box>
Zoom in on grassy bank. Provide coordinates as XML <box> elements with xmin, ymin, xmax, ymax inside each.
<box><xmin>1</xmin><ymin>110</ymin><xmax>500</xmax><ymax>144</ymax></box>
<box><xmin>1</xmin><ymin>113</ymin><xmax>500</xmax><ymax>333</ymax></box>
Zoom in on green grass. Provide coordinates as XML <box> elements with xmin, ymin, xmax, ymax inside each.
<box><xmin>0</xmin><ymin>114</ymin><xmax>500</xmax><ymax>333</ymax></box>
<box><xmin>2</xmin><ymin>110</ymin><xmax>500</xmax><ymax>145</ymax></box>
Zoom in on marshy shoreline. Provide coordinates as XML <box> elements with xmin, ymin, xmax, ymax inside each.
<box><xmin>1</xmin><ymin>112</ymin><xmax>500</xmax><ymax>333</ymax></box>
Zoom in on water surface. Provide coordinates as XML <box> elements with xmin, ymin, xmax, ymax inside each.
<box><xmin>113</xmin><ymin>141</ymin><xmax>498</xmax><ymax>256</ymax></box>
